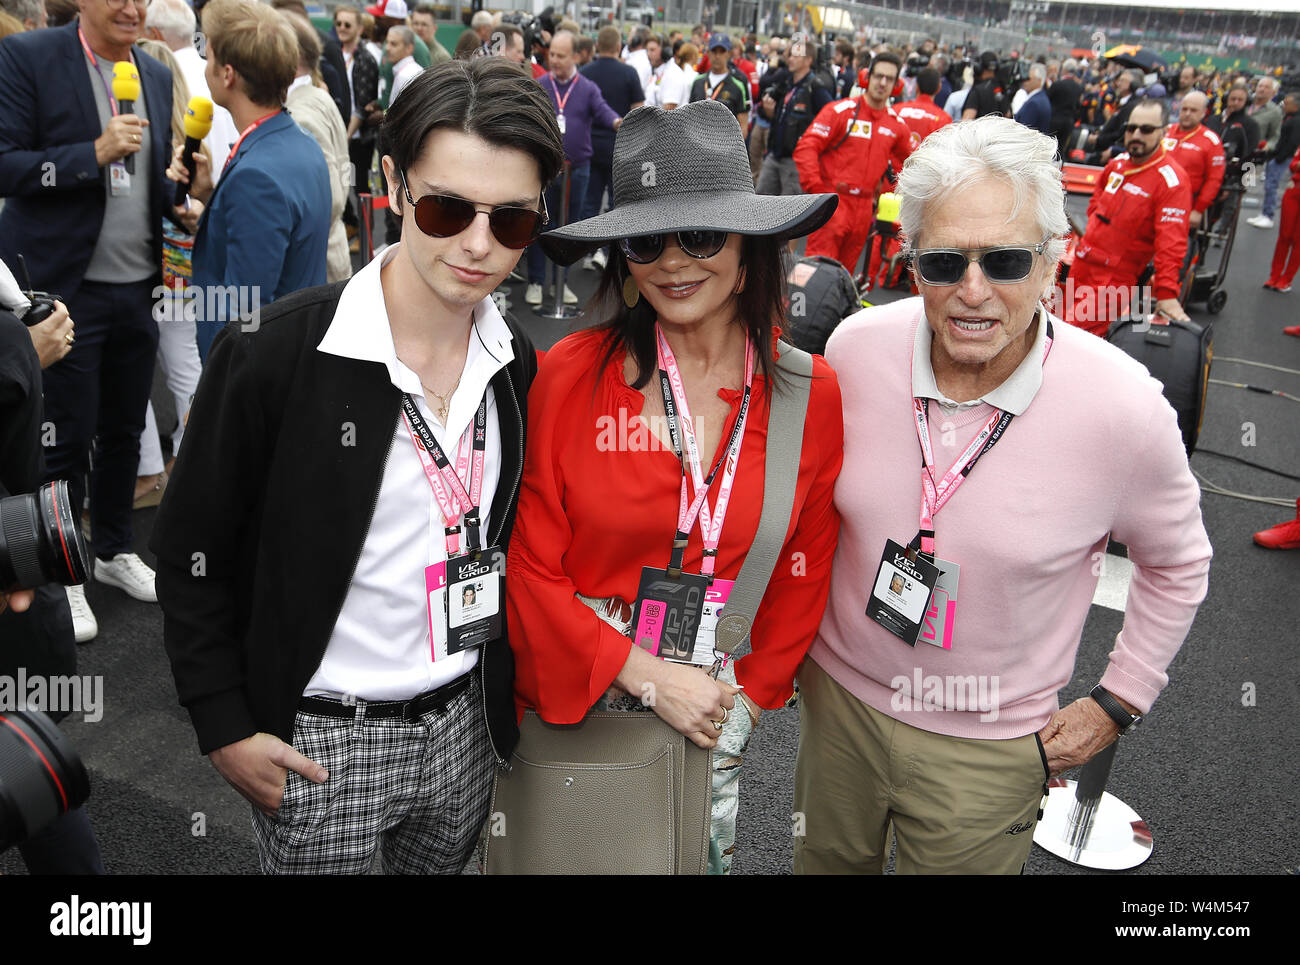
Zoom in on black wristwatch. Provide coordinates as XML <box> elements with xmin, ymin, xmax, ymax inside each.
<box><xmin>1090</xmin><ymin>685</ymin><xmax>1143</xmax><ymax>734</ymax></box>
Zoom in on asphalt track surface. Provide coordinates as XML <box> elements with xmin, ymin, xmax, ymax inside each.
<box><xmin>2</xmin><ymin>186</ymin><xmax>1296</xmax><ymax>878</ymax></box>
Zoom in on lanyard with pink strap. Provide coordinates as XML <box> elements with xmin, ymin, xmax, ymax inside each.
<box><xmin>400</xmin><ymin>392</ymin><xmax>488</xmax><ymax>557</ymax></box>
<box><xmin>910</xmin><ymin>315</ymin><xmax>1054</xmax><ymax>558</ymax></box>
<box><xmin>654</xmin><ymin>326</ymin><xmax>755</xmax><ymax>578</ymax></box>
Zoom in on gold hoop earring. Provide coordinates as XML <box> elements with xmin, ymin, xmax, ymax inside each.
<box><xmin>622</xmin><ymin>274</ymin><xmax>640</xmax><ymax>309</ymax></box>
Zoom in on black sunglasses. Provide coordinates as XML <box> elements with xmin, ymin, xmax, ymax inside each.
<box><xmin>1123</xmin><ymin>123</ymin><xmax>1162</xmax><ymax>135</ymax></box>
<box><xmin>400</xmin><ymin>173</ymin><xmax>547</xmax><ymax>249</ymax></box>
<box><xmin>619</xmin><ymin>231</ymin><xmax>729</xmax><ymax>264</ymax></box>
<box><xmin>911</xmin><ymin>239</ymin><xmax>1052</xmax><ymax>286</ymax></box>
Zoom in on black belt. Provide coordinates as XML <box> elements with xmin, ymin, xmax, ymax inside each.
<box><xmin>299</xmin><ymin>673</ymin><xmax>473</xmax><ymax>722</ymax></box>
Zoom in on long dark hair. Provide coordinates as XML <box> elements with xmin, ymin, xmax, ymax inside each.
<box><xmin>592</xmin><ymin>233</ymin><xmax>790</xmax><ymax>395</ymax></box>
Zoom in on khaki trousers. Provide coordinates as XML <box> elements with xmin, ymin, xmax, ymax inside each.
<box><xmin>794</xmin><ymin>658</ymin><xmax>1049</xmax><ymax>875</ymax></box>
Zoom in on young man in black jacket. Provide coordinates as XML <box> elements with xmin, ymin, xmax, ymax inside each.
<box><xmin>151</xmin><ymin>58</ymin><xmax>563</xmax><ymax>874</ymax></box>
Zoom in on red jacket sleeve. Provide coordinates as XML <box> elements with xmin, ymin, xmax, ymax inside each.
<box><xmin>889</xmin><ymin>113</ymin><xmax>914</xmax><ymax>172</ymax></box>
<box><xmin>1151</xmin><ymin>165</ymin><xmax>1192</xmax><ymax>301</ymax></box>
<box><xmin>737</xmin><ymin>356</ymin><xmax>844</xmax><ymax>708</ymax></box>
<box><xmin>505</xmin><ymin>340</ymin><xmax>636</xmax><ymax>724</ymax></box>
<box><xmin>1194</xmin><ymin>137</ymin><xmax>1226</xmax><ymax>213</ymax></box>
<box><xmin>794</xmin><ymin>100</ymin><xmax>844</xmax><ymax>195</ymax></box>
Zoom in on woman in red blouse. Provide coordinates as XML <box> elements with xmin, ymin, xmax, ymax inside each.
<box><xmin>505</xmin><ymin>100</ymin><xmax>843</xmax><ymax>873</ymax></box>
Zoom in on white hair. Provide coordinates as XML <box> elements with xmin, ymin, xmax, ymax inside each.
<box><xmin>145</xmin><ymin>0</ymin><xmax>197</xmax><ymax>47</ymax></box>
<box><xmin>1029</xmin><ymin>63</ymin><xmax>1047</xmax><ymax>82</ymax></box>
<box><xmin>471</xmin><ymin>10</ymin><xmax>493</xmax><ymax>28</ymax></box>
<box><xmin>1062</xmin><ymin>58</ymin><xmax>1078</xmax><ymax>73</ymax></box>
<box><xmin>898</xmin><ymin>116</ymin><xmax>1068</xmax><ymax>264</ymax></box>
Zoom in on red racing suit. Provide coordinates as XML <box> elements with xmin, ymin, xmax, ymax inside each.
<box><xmin>894</xmin><ymin>93</ymin><xmax>952</xmax><ymax>147</ymax></box>
<box><xmin>1067</xmin><ymin>145</ymin><xmax>1192</xmax><ymax>336</ymax></box>
<box><xmin>794</xmin><ymin>96</ymin><xmax>913</xmax><ymax>275</ymax></box>
<box><xmin>1164</xmin><ymin>122</ymin><xmax>1226</xmax><ymax>217</ymax></box>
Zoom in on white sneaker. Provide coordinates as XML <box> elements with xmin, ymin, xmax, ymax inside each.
<box><xmin>524</xmin><ymin>283</ymin><xmax>543</xmax><ymax>306</ymax></box>
<box><xmin>95</xmin><ymin>552</ymin><xmax>157</xmax><ymax>603</ymax></box>
<box><xmin>1248</xmin><ymin>215</ymin><xmax>1275</xmax><ymax>229</ymax></box>
<box><xmin>66</xmin><ymin>585</ymin><xmax>98</xmax><ymax>644</ymax></box>
<box><xmin>563</xmin><ymin>285</ymin><xmax>579</xmax><ymax>305</ymax></box>
<box><xmin>590</xmin><ymin>248</ymin><xmax>608</xmax><ymax>270</ymax></box>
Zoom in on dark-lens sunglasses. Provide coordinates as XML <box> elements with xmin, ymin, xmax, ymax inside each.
<box><xmin>618</xmin><ymin>230</ymin><xmax>729</xmax><ymax>264</ymax></box>
<box><xmin>911</xmin><ymin>239</ymin><xmax>1052</xmax><ymax>286</ymax></box>
<box><xmin>1123</xmin><ymin>123</ymin><xmax>1161</xmax><ymax>135</ymax></box>
<box><xmin>400</xmin><ymin>172</ymin><xmax>547</xmax><ymax>249</ymax></box>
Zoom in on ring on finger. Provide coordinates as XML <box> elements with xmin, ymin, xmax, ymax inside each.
<box><xmin>64</xmin><ymin>332</ymin><xmax>75</xmax><ymax>345</ymax></box>
<box><xmin>720</xmin><ymin>705</ymin><xmax>730</xmax><ymax>724</ymax></box>
<box><xmin>711</xmin><ymin>719</ymin><xmax>723</xmax><ymax>731</ymax></box>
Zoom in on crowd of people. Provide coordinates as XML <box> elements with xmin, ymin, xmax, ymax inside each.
<box><xmin>0</xmin><ymin>1</ymin><xmax>1294</xmax><ymax>877</ymax></box>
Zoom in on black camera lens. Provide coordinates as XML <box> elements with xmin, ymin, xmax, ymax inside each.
<box><xmin>0</xmin><ymin>480</ymin><xmax>90</xmax><ymax>590</ymax></box>
<box><xmin>0</xmin><ymin>710</ymin><xmax>91</xmax><ymax>853</ymax></box>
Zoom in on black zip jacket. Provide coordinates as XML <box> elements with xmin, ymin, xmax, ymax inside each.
<box><xmin>150</xmin><ymin>281</ymin><xmax>536</xmax><ymax>765</ymax></box>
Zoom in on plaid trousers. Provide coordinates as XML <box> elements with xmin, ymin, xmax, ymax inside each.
<box><xmin>251</xmin><ymin>675</ymin><xmax>494</xmax><ymax>874</ymax></box>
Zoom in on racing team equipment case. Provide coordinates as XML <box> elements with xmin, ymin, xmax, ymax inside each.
<box><xmin>1107</xmin><ymin>317</ymin><xmax>1213</xmax><ymax>456</ymax></box>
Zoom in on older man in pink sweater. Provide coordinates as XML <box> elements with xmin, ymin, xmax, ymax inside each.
<box><xmin>797</xmin><ymin>117</ymin><xmax>1212</xmax><ymax>875</ymax></box>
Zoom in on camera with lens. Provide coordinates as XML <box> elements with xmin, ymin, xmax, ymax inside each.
<box><xmin>904</xmin><ymin>52</ymin><xmax>930</xmax><ymax>78</ymax></box>
<box><xmin>998</xmin><ymin>59</ymin><xmax>1030</xmax><ymax>91</ymax></box>
<box><xmin>0</xmin><ymin>709</ymin><xmax>91</xmax><ymax>854</ymax></box>
<box><xmin>1</xmin><ymin>479</ymin><xmax>91</xmax><ymax>593</ymax></box>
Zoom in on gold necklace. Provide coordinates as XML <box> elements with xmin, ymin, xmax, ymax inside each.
<box><xmin>422</xmin><ymin>372</ymin><xmax>462</xmax><ymax>423</ymax></box>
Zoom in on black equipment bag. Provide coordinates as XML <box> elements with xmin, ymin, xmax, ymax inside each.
<box><xmin>784</xmin><ymin>255</ymin><xmax>861</xmax><ymax>355</ymax></box>
<box><xmin>1107</xmin><ymin>317</ymin><xmax>1213</xmax><ymax>456</ymax></box>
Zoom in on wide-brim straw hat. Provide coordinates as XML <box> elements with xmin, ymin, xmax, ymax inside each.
<box><xmin>539</xmin><ymin>99</ymin><xmax>838</xmax><ymax>267</ymax></box>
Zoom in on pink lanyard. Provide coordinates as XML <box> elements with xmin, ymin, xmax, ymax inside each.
<box><xmin>400</xmin><ymin>393</ymin><xmax>488</xmax><ymax>557</ymax></box>
<box><xmin>222</xmin><ymin>110</ymin><xmax>281</xmax><ymax>173</ymax></box>
<box><xmin>655</xmin><ymin>326</ymin><xmax>755</xmax><ymax>577</ymax></box>
<box><xmin>911</xmin><ymin>317</ymin><xmax>1054</xmax><ymax>557</ymax></box>
<box><xmin>78</xmin><ymin>27</ymin><xmax>130</xmax><ymax>118</ymax></box>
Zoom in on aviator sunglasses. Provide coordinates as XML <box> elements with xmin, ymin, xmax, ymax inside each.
<box><xmin>911</xmin><ymin>239</ymin><xmax>1053</xmax><ymax>286</ymax></box>
<box><xmin>1123</xmin><ymin>123</ymin><xmax>1162</xmax><ymax>135</ymax></box>
<box><xmin>618</xmin><ymin>230</ymin><xmax>730</xmax><ymax>264</ymax></box>
<box><xmin>400</xmin><ymin>172</ymin><xmax>548</xmax><ymax>249</ymax></box>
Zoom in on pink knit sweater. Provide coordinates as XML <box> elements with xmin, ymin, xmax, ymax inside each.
<box><xmin>812</xmin><ymin>298</ymin><xmax>1212</xmax><ymax>739</ymax></box>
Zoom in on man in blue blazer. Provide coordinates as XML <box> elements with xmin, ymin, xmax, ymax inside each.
<box><xmin>170</xmin><ymin>0</ymin><xmax>329</xmax><ymax>362</ymax></box>
<box><xmin>0</xmin><ymin>5</ymin><xmax>176</xmax><ymax>640</ymax></box>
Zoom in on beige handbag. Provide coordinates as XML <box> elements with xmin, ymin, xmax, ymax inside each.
<box><xmin>485</xmin><ymin>343</ymin><xmax>813</xmax><ymax>875</ymax></box>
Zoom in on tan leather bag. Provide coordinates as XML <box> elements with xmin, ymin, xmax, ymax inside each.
<box><xmin>485</xmin><ymin>343</ymin><xmax>813</xmax><ymax>875</ymax></box>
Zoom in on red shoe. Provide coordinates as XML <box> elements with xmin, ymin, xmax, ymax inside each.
<box><xmin>1254</xmin><ymin>499</ymin><xmax>1300</xmax><ymax>549</ymax></box>
<box><xmin>1285</xmin><ymin>325</ymin><xmax>1300</xmax><ymax>337</ymax></box>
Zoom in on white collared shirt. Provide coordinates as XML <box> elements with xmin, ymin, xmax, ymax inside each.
<box><xmin>390</xmin><ymin>54</ymin><xmax>421</xmax><ymax>107</ymax></box>
<box><xmin>306</xmin><ymin>244</ymin><xmax>514</xmax><ymax>700</ymax></box>
<box><xmin>911</xmin><ymin>306</ymin><xmax>1049</xmax><ymax>415</ymax></box>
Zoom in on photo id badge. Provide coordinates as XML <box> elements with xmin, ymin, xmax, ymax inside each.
<box><xmin>916</xmin><ymin>558</ymin><xmax>959</xmax><ymax>651</ymax></box>
<box><xmin>632</xmin><ymin>566</ymin><xmax>710</xmax><ymax>661</ymax></box>
<box><xmin>425</xmin><ymin>560</ymin><xmax>448</xmax><ymax>662</ymax></box>
<box><xmin>865</xmin><ymin>539</ymin><xmax>939</xmax><ymax>647</ymax></box>
<box><xmin>445</xmin><ymin>546</ymin><xmax>504</xmax><ymax>655</ymax></box>
<box><xmin>688</xmin><ymin>578</ymin><xmax>734</xmax><ymax>666</ymax></box>
<box><xmin>109</xmin><ymin>161</ymin><xmax>131</xmax><ymax>196</ymax></box>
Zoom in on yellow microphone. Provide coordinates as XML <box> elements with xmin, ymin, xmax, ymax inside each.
<box><xmin>111</xmin><ymin>61</ymin><xmax>141</xmax><ymax>174</ymax></box>
<box><xmin>876</xmin><ymin>192</ymin><xmax>902</xmax><ymax>225</ymax></box>
<box><xmin>175</xmin><ymin>96</ymin><xmax>214</xmax><ymax>206</ymax></box>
